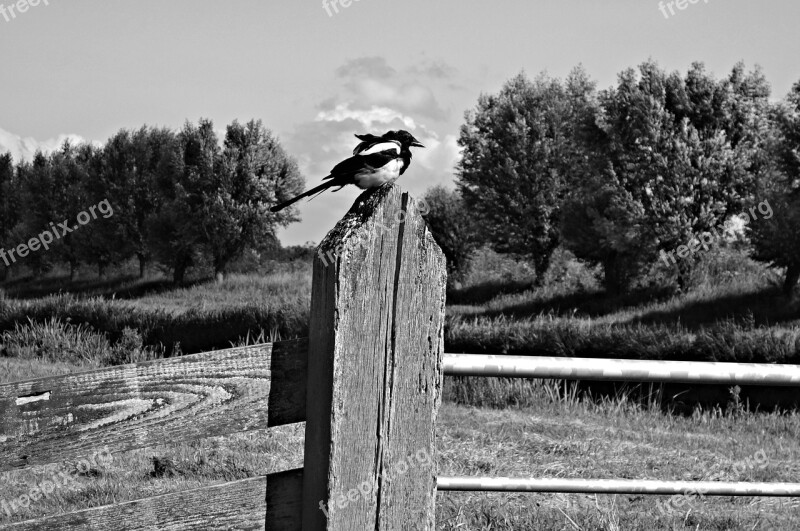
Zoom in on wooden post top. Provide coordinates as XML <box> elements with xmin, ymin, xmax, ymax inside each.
<box><xmin>302</xmin><ymin>183</ymin><xmax>446</xmax><ymax>530</ymax></box>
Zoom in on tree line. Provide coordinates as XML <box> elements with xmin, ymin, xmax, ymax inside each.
<box><xmin>0</xmin><ymin>119</ymin><xmax>304</xmax><ymax>283</ymax></box>
<box><xmin>2</xmin><ymin>61</ymin><xmax>798</xmax><ymax>295</ymax></box>
<box><xmin>423</xmin><ymin>61</ymin><xmax>800</xmax><ymax>295</ymax></box>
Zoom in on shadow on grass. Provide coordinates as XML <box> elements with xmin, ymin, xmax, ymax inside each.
<box><xmin>0</xmin><ymin>274</ymin><xmax>213</xmax><ymax>300</ymax></box>
<box><xmin>447</xmin><ymin>279</ymin><xmax>535</xmax><ymax>305</ymax></box>
<box><xmin>453</xmin><ymin>279</ymin><xmax>799</xmax><ymax>328</ymax></box>
<box><xmin>476</xmin><ymin>285</ymin><xmax>677</xmax><ymax>319</ymax></box>
<box><xmin>628</xmin><ymin>286</ymin><xmax>800</xmax><ymax>330</ymax></box>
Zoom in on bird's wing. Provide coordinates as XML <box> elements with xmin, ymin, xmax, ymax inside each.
<box><xmin>358</xmin><ymin>141</ymin><xmax>400</xmax><ymax>156</ymax></box>
<box><xmin>323</xmin><ymin>149</ymin><xmax>401</xmax><ymax>182</ymax></box>
<box><xmin>353</xmin><ymin>138</ymin><xmax>401</xmax><ymax>156</ymax></box>
<box><xmin>352</xmin><ymin>133</ymin><xmax>384</xmax><ymax>155</ymax></box>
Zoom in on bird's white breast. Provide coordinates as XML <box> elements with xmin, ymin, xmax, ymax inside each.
<box><xmin>354</xmin><ymin>158</ymin><xmax>402</xmax><ymax>189</ymax></box>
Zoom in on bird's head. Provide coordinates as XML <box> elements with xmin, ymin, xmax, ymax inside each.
<box><xmin>384</xmin><ymin>130</ymin><xmax>425</xmax><ymax>149</ymax></box>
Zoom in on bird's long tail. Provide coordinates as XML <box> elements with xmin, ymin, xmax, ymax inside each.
<box><xmin>270</xmin><ymin>180</ymin><xmax>333</xmax><ymax>213</ymax></box>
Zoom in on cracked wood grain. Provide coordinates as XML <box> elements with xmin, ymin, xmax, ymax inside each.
<box><xmin>0</xmin><ymin>339</ymin><xmax>307</xmax><ymax>472</ymax></box>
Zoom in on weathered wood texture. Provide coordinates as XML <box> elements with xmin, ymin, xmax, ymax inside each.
<box><xmin>0</xmin><ymin>469</ymin><xmax>304</xmax><ymax>531</ymax></box>
<box><xmin>302</xmin><ymin>184</ymin><xmax>447</xmax><ymax>530</ymax></box>
<box><xmin>0</xmin><ymin>339</ymin><xmax>307</xmax><ymax>472</ymax></box>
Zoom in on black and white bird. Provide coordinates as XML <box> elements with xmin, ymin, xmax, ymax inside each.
<box><xmin>270</xmin><ymin>130</ymin><xmax>424</xmax><ymax>213</ymax></box>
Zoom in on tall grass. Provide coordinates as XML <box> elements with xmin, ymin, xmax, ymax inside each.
<box><xmin>0</xmin><ymin>271</ymin><xmax>311</xmax><ymax>357</ymax></box>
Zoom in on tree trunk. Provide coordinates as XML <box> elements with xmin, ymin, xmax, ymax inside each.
<box><xmin>784</xmin><ymin>264</ymin><xmax>800</xmax><ymax>297</ymax></box>
<box><xmin>173</xmin><ymin>263</ymin><xmax>187</xmax><ymax>285</ymax></box>
<box><xmin>214</xmin><ymin>257</ymin><xmax>227</xmax><ymax>284</ymax></box>
<box><xmin>137</xmin><ymin>254</ymin><xmax>147</xmax><ymax>278</ymax></box>
<box><xmin>532</xmin><ymin>246</ymin><xmax>556</xmax><ymax>287</ymax></box>
<box><xmin>602</xmin><ymin>253</ymin><xmax>623</xmax><ymax>295</ymax></box>
<box><xmin>674</xmin><ymin>257</ymin><xmax>695</xmax><ymax>292</ymax></box>
<box><xmin>173</xmin><ymin>253</ymin><xmax>191</xmax><ymax>285</ymax></box>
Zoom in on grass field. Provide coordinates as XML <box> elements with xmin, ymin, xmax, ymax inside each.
<box><xmin>2</xmin><ymin>246</ymin><xmax>800</xmax><ymax>529</ymax></box>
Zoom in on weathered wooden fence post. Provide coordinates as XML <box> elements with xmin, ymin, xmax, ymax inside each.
<box><xmin>301</xmin><ymin>184</ymin><xmax>446</xmax><ymax>530</ymax></box>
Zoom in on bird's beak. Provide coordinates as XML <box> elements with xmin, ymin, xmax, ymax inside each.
<box><xmin>411</xmin><ymin>140</ymin><xmax>425</xmax><ymax>148</ymax></box>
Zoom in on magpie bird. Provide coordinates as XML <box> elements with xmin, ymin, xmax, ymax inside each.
<box><xmin>270</xmin><ymin>130</ymin><xmax>424</xmax><ymax>213</ymax></box>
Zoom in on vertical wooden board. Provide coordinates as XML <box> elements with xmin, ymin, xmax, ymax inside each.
<box><xmin>302</xmin><ymin>184</ymin><xmax>446</xmax><ymax>530</ymax></box>
<box><xmin>302</xmin><ymin>250</ymin><xmax>338</xmax><ymax>529</ymax></box>
<box><xmin>375</xmin><ymin>193</ymin><xmax>446</xmax><ymax>529</ymax></box>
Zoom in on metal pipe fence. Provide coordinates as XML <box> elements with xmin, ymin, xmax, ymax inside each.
<box><xmin>444</xmin><ymin>354</ymin><xmax>800</xmax><ymax>386</ymax></box>
<box><xmin>441</xmin><ymin>353</ymin><xmax>800</xmax><ymax>498</ymax></box>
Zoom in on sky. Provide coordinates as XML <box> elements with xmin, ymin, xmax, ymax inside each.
<box><xmin>1</xmin><ymin>0</ymin><xmax>798</xmax><ymax>246</ymax></box>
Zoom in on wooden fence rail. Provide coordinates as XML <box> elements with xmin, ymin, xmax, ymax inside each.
<box><xmin>1</xmin><ymin>340</ymin><xmax>307</xmax><ymax>473</ymax></box>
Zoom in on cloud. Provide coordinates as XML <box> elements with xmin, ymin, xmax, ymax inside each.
<box><xmin>329</xmin><ymin>56</ymin><xmax>455</xmax><ymax>123</ymax></box>
<box><xmin>414</xmin><ymin>133</ymin><xmax>461</xmax><ymax>175</ymax></box>
<box><xmin>315</xmin><ymin>104</ymin><xmax>417</xmax><ymax>130</ymax></box>
<box><xmin>0</xmin><ymin>126</ymin><xmax>100</xmax><ymax>163</ymax></box>
<box><xmin>335</xmin><ymin>56</ymin><xmax>396</xmax><ymax>80</ymax></box>
<box><xmin>408</xmin><ymin>59</ymin><xmax>459</xmax><ymax>80</ymax></box>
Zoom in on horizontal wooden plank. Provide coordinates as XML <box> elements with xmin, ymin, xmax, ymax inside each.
<box><xmin>0</xmin><ymin>339</ymin><xmax>308</xmax><ymax>472</ymax></box>
<box><xmin>0</xmin><ymin>469</ymin><xmax>304</xmax><ymax>530</ymax></box>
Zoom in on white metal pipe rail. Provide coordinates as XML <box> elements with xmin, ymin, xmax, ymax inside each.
<box><xmin>443</xmin><ymin>354</ymin><xmax>800</xmax><ymax>386</ymax></box>
<box><xmin>440</xmin><ymin>353</ymin><xmax>800</xmax><ymax>497</ymax></box>
<box><xmin>437</xmin><ymin>477</ymin><xmax>800</xmax><ymax>496</ymax></box>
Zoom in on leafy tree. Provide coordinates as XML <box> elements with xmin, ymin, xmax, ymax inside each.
<box><xmin>457</xmin><ymin>68</ymin><xmax>595</xmax><ymax>283</ymax></box>
<box><xmin>562</xmin><ymin>61</ymin><xmax>770</xmax><ymax>292</ymax></box>
<box><xmin>0</xmin><ymin>153</ymin><xmax>18</xmax><ymax>281</ymax></box>
<box><xmin>148</xmin><ymin>119</ymin><xmax>304</xmax><ymax>284</ymax></box>
<box><xmin>15</xmin><ymin>152</ymin><xmax>59</xmax><ymax>276</ymax></box>
<box><xmin>773</xmin><ymin>81</ymin><xmax>800</xmax><ymax>194</ymax></box>
<box><xmin>421</xmin><ymin>185</ymin><xmax>477</xmax><ymax>283</ymax></box>
<box><xmin>208</xmin><ymin>119</ymin><xmax>304</xmax><ymax>282</ymax></box>
<box><xmin>749</xmin><ymin>81</ymin><xmax>800</xmax><ymax>295</ymax></box>
<box><xmin>102</xmin><ymin>127</ymin><xmax>175</xmax><ymax>277</ymax></box>
<box><xmin>75</xmin><ymin>142</ymin><xmax>123</xmax><ymax>277</ymax></box>
<box><xmin>148</xmin><ymin>119</ymin><xmax>219</xmax><ymax>284</ymax></box>
<box><xmin>49</xmin><ymin>141</ymin><xmax>95</xmax><ymax>279</ymax></box>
